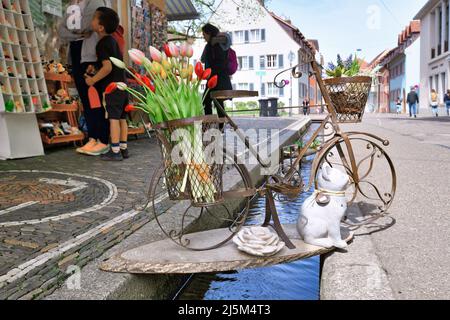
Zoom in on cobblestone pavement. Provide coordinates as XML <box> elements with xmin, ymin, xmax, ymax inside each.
<box><xmin>0</xmin><ymin>135</ymin><xmax>159</xmax><ymax>299</ymax></box>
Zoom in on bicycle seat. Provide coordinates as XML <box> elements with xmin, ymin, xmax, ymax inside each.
<box><xmin>210</xmin><ymin>90</ymin><xmax>259</xmax><ymax>100</ymax></box>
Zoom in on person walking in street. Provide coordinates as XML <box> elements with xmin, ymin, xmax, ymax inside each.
<box><xmin>201</xmin><ymin>23</ymin><xmax>233</xmax><ymax>118</ymax></box>
<box><xmin>302</xmin><ymin>98</ymin><xmax>310</xmax><ymax>116</ymax></box>
<box><xmin>444</xmin><ymin>90</ymin><xmax>450</xmax><ymax>116</ymax></box>
<box><xmin>407</xmin><ymin>87</ymin><xmax>419</xmax><ymax>118</ymax></box>
<box><xmin>59</xmin><ymin>0</ymin><xmax>112</xmax><ymax>156</ymax></box>
<box><xmin>430</xmin><ymin>89</ymin><xmax>439</xmax><ymax>117</ymax></box>
<box><xmin>396</xmin><ymin>97</ymin><xmax>402</xmax><ymax>115</ymax></box>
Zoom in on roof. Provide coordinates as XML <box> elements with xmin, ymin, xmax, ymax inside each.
<box><xmin>367</xmin><ymin>49</ymin><xmax>394</xmax><ymax>70</ymax></box>
<box><xmin>308</xmin><ymin>40</ymin><xmax>320</xmax><ymax>52</ymax></box>
<box><xmin>380</xmin><ymin>20</ymin><xmax>421</xmax><ymax>66</ymax></box>
<box><xmin>414</xmin><ymin>0</ymin><xmax>440</xmax><ymax>19</ymax></box>
<box><xmin>398</xmin><ymin>20</ymin><xmax>421</xmax><ymax>46</ymax></box>
<box><xmin>166</xmin><ymin>0</ymin><xmax>199</xmax><ymax>21</ymax></box>
<box><xmin>358</xmin><ymin>58</ymin><xmax>370</xmax><ymax>71</ymax></box>
<box><xmin>269</xmin><ymin>12</ymin><xmax>316</xmax><ymax>53</ymax></box>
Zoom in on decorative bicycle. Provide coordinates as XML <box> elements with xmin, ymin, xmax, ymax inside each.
<box><xmin>147</xmin><ymin>49</ymin><xmax>397</xmax><ymax>251</ymax></box>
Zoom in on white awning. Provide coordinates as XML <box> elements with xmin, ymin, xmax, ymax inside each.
<box><xmin>166</xmin><ymin>0</ymin><xmax>199</xmax><ymax>21</ymax></box>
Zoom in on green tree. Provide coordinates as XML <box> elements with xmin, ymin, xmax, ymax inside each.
<box><xmin>169</xmin><ymin>0</ymin><xmax>267</xmax><ymax>39</ymax></box>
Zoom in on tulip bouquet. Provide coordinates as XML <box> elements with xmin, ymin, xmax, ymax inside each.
<box><xmin>109</xmin><ymin>43</ymin><xmax>220</xmax><ymax>204</ymax></box>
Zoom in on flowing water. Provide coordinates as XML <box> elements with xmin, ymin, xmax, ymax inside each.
<box><xmin>178</xmin><ymin>144</ymin><xmax>321</xmax><ymax>300</ymax></box>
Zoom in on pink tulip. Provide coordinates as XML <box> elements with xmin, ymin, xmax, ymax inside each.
<box><xmin>128</xmin><ymin>49</ymin><xmax>146</xmax><ymax>65</ymax></box>
<box><xmin>180</xmin><ymin>43</ymin><xmax>193</xmax><ymax>58</ymax></box>
<box><xmin>180</xmin><ymin>43</ymin><xmax>188</xmax><ymax>57</ymax></box>
<box><xmin>186</xmin><ymin>45</ymin><xmax>194</xmax><ymax>58</ymax></box>
<box><xmin>149</xmin><ymin>46</ymin><xmax>163</xmax><ymax>63</ymax></box>
<box><xmin>168</xmin><ymin>43</ymin><xmax>179</xmax><ymax>58</ymax></box>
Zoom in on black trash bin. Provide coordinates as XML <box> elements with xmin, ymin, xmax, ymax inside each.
<box><xmin>268</xmin><ymin>97</ymin><xmax>279</xmax><ymax>117</ymax></box>
<box><xmin>259</xmin><ymin>99</ymin><xmax>269</xmax><ymax>117</ymax></box>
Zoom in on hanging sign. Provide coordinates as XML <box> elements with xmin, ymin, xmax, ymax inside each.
<box><xmin>42</xmin><ymin>0</ymin><xmax>63</xmax><ymax>17</ymax></box>
<box><xmin>30</xmin><ymin>0</ymin><xmax>46</xmax><ymax>26</ymax></box>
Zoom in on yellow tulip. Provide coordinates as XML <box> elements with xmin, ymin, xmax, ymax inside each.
<box><xmin>151</xmin><ymin>61</ymin><xmax>162</xmax><ymax>74</ymax></box>
<box><xmin>162</xmin><ymin>59</ymin><xmax>171</xmax><ymax>71</ymax></box>
<box><xmin>180</xmin><ymin>68</ymin><xmax>189</xmax><ymax>79</ymax></box>
<box><xmin>160</xmin><ymin>69</ymin><xmax>167</xmax><ymax>80</ymax></box>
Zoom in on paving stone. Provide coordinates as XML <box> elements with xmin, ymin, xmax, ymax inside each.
<box><xmin>4</xmin><ymin>239</ymin><xmax>40</xmax><ymax>250</ymax></box>
<box><xmin>18</xmin><ymin>288</ymin><xmax>44</xmax><ymax>300</ymax></box>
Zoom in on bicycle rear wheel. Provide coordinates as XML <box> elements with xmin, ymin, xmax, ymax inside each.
<box><xmin>311</xmin><ymin>133</ymin><xmax>396</xmax><ymax>226</ymax></box>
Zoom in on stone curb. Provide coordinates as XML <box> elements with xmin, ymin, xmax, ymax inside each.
<box><xmin>320</xmin><ymin>205</ymin><xmax>395</xmax><ymax>300</ymax></box>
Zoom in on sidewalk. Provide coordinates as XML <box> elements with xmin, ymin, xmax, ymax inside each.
<box><xmin>321</xmin><ymin>113</ymin><xmax>450</xmax><ymax>300</ymax></box>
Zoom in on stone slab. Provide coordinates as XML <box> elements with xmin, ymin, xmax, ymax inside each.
<box><xmin>100</xmin><ymin>225</ymin><xmax>353</xmax><ymax>274</ymax></box>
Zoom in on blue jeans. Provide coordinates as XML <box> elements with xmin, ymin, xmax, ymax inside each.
<box><xmin>446</xmin><ymin>104</ymin><xmax>450</xmax><ymax>116</ymax></box>
<box><xmin>409</xmin><ymin>103</ymin><xmax>417</xmax><ymax>117</ymax></box>
<box><xmin>431</xmin><ymin>106</ymin><xmax>439</xmax><ymax>116</ymax></box>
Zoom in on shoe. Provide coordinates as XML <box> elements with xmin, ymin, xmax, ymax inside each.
<box><xmin>84</xmin><ymin>142</ymin><xmax>110</xmax><ymax>156</ymax></box>
<box><xmin>121</xmin><ymin>148</ymin><xmax>130</xmax><ymax>159</ymax></box>
<box><xmin>101</xmin><ymin>149</ymin><xmax>123</xmax><ymax>161</ymax></box>
<box><xmin>77</xmin><ymin>139</ymin><xmax>97</xmax><ymax>154</ymax></box>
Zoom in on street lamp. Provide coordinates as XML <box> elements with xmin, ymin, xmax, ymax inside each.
<box><xmin>288</xmin><ymin>51</ymin><xmax>295</xmax><ymax>116</ymax></box>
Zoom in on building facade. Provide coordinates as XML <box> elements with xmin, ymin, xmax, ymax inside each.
<box><xmin>191</xmin><ymin>0</ymin><xmax>317</xmax><ymax>111</ymax></box>
<box><xmin>379</xmin><ymin>21</ymin><xmax>421</xmax><ymax>113</ymax></box>
<box><xmin>415</xmin><ymin>0</ymin><xmax>450</xmax><ymax>108</ymax></box>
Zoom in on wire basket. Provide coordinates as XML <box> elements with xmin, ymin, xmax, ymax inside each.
<box><xmin>154</xmin><ymin>115</ymin><xmax>226</xmax><ymax>207</ymax></box>
<box><xmin>324</xmin><ymin>76</ymin><xmax>372</xmax><ymax>123</ymax></box>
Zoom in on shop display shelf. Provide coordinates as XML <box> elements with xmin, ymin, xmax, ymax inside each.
<box><xmin>128</xmin><ymin>127</ymin><xmax>146</xmax><ymax>136</ymax></box>
<box><xmin>44</xmin><ymin>72</ymin><xmax>72</xmax><ymax>82</ymax></box>
<box><xmin>41</xmin><ymin>132</ymin><xmax>85</xmax><ymax>145</ymax></box>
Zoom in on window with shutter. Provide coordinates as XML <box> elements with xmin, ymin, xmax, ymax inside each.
<box><xmin>233</xmin><ymin>84</ymin><xmax>237</xmax><ymax>90</ymax></box>
<box><xmin>250</xmin><ymin>83</ymin><xmax>254</xmax><ymax>91</ymax></box>
<box><xmin>267</xmin><ymin>55</ymin><xmax>277</xmax><ymax>68</ymax></box>
<box><xmin>261</xmin><ymin>29</ymin><xmax>266</xmax><ymax>42</ymax></box>
<box><xmin>260</xmin><ymin>56</ymin><xmax>265</xmax><ymax>69</ymax></box>
<box><xmin>279</xmin><ymin>86</ymin><xmax>284</xmax><ymax>97</ymax></box>
<box><xmin>249</xmin><ymin>56</ymin><xmax>254</xmax><ymax>70</ymax></box>
<box><xmin>261</xmin><ymin>83</ymin><xmax>266</xmax><ymax>96</ymax></box>
<box><xmin>241</xmin><ymin>57</ymin><xmax>249</xmax><ymax>70</ymax></box>
<box><xmin>234</xmin><ymin>31</ymin><xmax>244</xmax><ymax>43</ymax></box>
<box><xmin>245</xmin><ymin>30</ymin><xmax>249</xmax><ymax>43</ymax></box>
<box><xmin>278</xmin><ymin>54</ymin><xmax>284</xmax><ymax>68</ymax></box>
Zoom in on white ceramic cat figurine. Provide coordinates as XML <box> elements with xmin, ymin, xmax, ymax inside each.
<box><xmin>297</xmin><ymin>164</ymin><xmax>349</xmax><ymax>249</ymax></box>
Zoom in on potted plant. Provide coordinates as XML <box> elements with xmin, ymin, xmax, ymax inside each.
<box><xmin>324</xmin><ymin>55</ymin><xmax>372</xmax><ymax>123</ymax></box>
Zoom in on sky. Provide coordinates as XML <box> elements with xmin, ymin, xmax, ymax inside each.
<box><xmin>266</xmin><ymin>0</ymin><xmax>428</xmax><ymax>64</ymax></box>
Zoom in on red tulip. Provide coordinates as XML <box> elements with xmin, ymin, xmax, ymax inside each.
<box><xmin>202</xmin><ymin>68</ymin><xmax>212</xmax><ymax>80</ymax></box>
<box><xmin>195</xmin><ymin>62</ymin><xmax>204</xmax><ymax>79</ymax></box>
<box><xmin>105</xmin><ymin>82</ymin><xmax>118</xmax><ymax>94</ymax></box>
<box><xmin>125</xmin><ymin>104</ymin><xmax>137</xmax><ymax>113</ymax></box>
<box><xmin>163</xmin><ymin>44</ymin><xmax>172</xmax><ymax>58</ymax></box>
<box><xmin>207</xmin><ymin>75</ymin><xmax>218</xmax><ymax>89</ymax></box>
<box><xmin>141</xmin><ymin>75</ymin><xmax>151</xmax><ymax>87</ymax></box>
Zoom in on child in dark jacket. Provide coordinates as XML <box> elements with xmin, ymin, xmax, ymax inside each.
<box><xmin>85</xmin><ymin>7</ymin><xmax>129</xmax><ymax>161</ymax></box>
